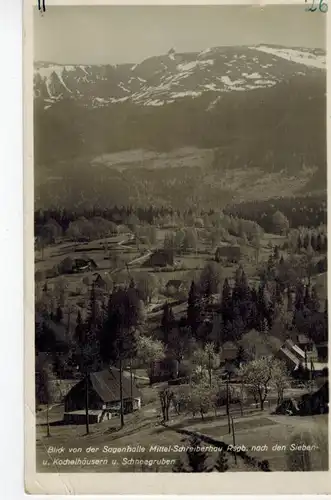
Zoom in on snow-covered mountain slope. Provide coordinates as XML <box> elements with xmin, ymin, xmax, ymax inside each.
<box><xmin>252</xmin><ymin>45</ymin><xmax>326</xmax><ymax>69</ymax></box>
<box><xmin>34</xmin><ymin>45</ymin><xmax>325</xmax><ymax>109</ymax></box>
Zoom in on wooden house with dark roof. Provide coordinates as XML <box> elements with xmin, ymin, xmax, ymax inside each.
<box><xmin>143</xmin><ymin>249</ymin><xmax>174</xmax><ymax>268</ymax></box>
<box><xmin>64</xmin><ymin>367</ymin><xmax>142</xmax><ymax>419</ymax></box>
<box><xmin>215</xmin><ymin>245</ymin><xmax>241</xmax><ymax>264</ymax></box>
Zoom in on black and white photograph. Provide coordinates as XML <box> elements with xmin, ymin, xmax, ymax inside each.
<box><xmin>32</xmin><ymin>3</ymin><xmax>328</xmax><ymax>479</ymax></box>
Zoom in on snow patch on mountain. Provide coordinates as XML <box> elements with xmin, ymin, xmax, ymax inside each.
<box><xmin>253</xmin><ymin>45</ymin><xmax>326</xmax><ymax>69</ymax></box>
<box><xmin>171</xmin><ymin>91</ymin><xmax>202</xmax><ymax>98</ymax></box>
<box><xmin>36</xmin><ymin>64</ymin><xmax>88</xmax><ymax>97</ymax></box>
<box><xmin>220</xmin><ymin>76</ymin><xmax>245</xmax><ymax>87</ymax></box>
<box><xmin>204</xmin><ymin>83</ymin><xmax>219</xmax><ymax>91</ymax></box>
<box><xmin>199</xmin><ymin>47</ymin><xmax>212</xmax><ymax>57</ymax></box>
<box><xmin>176</xmin><ymin>59</ymin><xmax>214</xmax><ymax>72</ymax></box>
<box><xmin>243</xmin><ymin>72</ymin><xmax>262</xmax><ymax>79</ymax></box>
<box><xmin>118</xmin><ymin>82</ymin><xmax>130</xmax><ymax>93</ymax></box>
<box><xmin>34</xmin><ymin>45</ymin><xmax>325</xmax><ymax>109</ymax></box>
<box><xmin>144</xmin><ymin>99</ymin><xmax>164</xmax><ymax>106</ymax></box>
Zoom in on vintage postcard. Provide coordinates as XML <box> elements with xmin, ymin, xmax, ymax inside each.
<box><xmin>25</xmin><ymin>0</ymin><xmax>330</xmax><ymax>494</ymax></box>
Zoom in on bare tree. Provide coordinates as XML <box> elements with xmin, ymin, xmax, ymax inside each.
<box><xmin>159</xmin><ymin>388</ymin><xmax>174</xmax><ymax>422</ymax></box>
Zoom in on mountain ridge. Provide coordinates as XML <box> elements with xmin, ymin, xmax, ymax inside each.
<box><xmin>34</xmin><ymin>44</ymin><xmax>326</xmax><ymax>109</ymax></box>
<box><xmin>33</xmin><ymin>44</ymin><xmax>327</xmax><ymax>210</ymax></box>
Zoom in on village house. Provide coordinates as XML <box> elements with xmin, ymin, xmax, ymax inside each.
<box><xmin>165</xmin><ymin>279</ymin><xmax>186</xmax><ymax>295</ymax></box>
<box><xmin>59</xmin><ymin>256</ymin><xmax>98</xmax><ymax>274</ymax></box>
<box><xmin>276</xmin><ymin>339</ymin><xmax>328</xmax><ymax>379</ymax></box>
<box><xmin>298</xmin><ymin>381</ymin><xmax>329</xmax><ymax>415</ymax></box>
<box><xmin>143</xmin><ymin>249</ymin><xmax>174</xmax><ymax>268</ymax></box>
<box><xmin>276</xmin><ymin>382</ymin><xmax>329</xmax><ymax>416</ymax></box>
<box><xmin>215</xmin><ymin>245</ymin><xmax>241</xmax><ymax>264</ymax></box>
<box><xmin>63</xmin><ymin>367</ymin><xmax>141</xmax><ymax>424</ymax></box>
<box><xmin>149</xmin><ymin>358</ymin><xmax>179</xmax><ymax>384</ymax></box>
<box><xmin>276</xmin><ymin>339</ymin><xmax>305</xmax><ymax>372</ymax></box>
<box><xmin>73</xmin><ymin>258</ymin><xmax>97</xmax><ymax>273</ymax></box>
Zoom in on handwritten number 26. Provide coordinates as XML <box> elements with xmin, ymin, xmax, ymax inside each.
<box><xmin>306</xmin><ymin>0</ymin><xmax>328</xmax><ymax>11</ymax></box>
<box><xmin>319</xmin><ymin>0</ymin><xmax>328</xmax><ymax>12</ymax></box>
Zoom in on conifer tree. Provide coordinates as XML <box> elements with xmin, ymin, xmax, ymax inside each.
<box><xmin>311</xmin><ymin>233</ymin><xmax>317</xmax><ymax>252</ymax></box>
<box><xmin>297</xmin><ymin>234</ymin><xmax>303</xmax><ymax>252</ymax></box>
<box><xmin>308</xmin><ymin>286</ymin><xmax>320</xmax><ymax>313</ymax></box>
<box><xmin>221</xmin><ymin>278</ymin><xmax>232</xmax><ymax>327</ymax></box>
<box><xmin>240</xmin><ymin>270</ymin><xmax>250</xmax><ymax>298</ymax></box>
<box><xmin>235</xmin><ymin>265</ymin><xmax>243</xmax><ymax>287</ymax></box>
<box><xmin>55</xmin><ymin>306</ymin><xmax>63</xmax><ymax>323</ymax></box>
<box><xmin>304</xmin><ymin>286</ymin><xmax>311</xmax><ymax>307</ymax></box>
<box><xmin>257</xmin><ymin>281</ymin><xmax>269</xmax><ymax>331</ymax></box>
<box><xmin>86</xmin><ymin>282</ymin><xmax>101</xmax><ymax>331</ymax></box>
<box><xmin>324</xmin><ymin>234</ymin><xmax>328</xmax><ymax>252</ymax></box>
<box><xmin>295</xmin><ymin>282</ymin><xmax>305</xmax><ymax>312</ymax></box>
<box><xmin>187</xmin><ymin>281</ymin><xmax>201</xmax><ymax>336</ymax></box>
<box><xmin>76</xmin><ymin>284</ymin><xmax>103</xmax><ymax>434</ymax></box>
<box><xmin>303</xmin><ymin>233</ymin><xmax>310</xmax><ymax>250</ymax></box>
<box><xmin>235</xmin><ymin>345</ymin><xmax>247</xmax><ymax>367</ymax></box>
<box><xmin>273</xmin><ymin>245</ymin><xmax>280</xmax><ymax>261</ymax></box>
<box><xmin>237</xmin><ymin>269</ymin><xmax>252</xmax><ymax>326</ymax></box>
<box><xmin>205</xmin><ymin>280</ymin><xmax>213</xmax><ymax>300</ymax></box>
<box><xmin>100</xmin><ymin>288</ymin><xmax>140</xmax><ymax>427</ymax></box>
<box><xmin>186</xmin><ymin>436</ymin><xmax>212</xmax><ymax>472</ymax></box>
<box><xmin>214</xmin><ymin>449</ymin><xmax>229</xmax><ymax>472</ymax></box>
<box><xmin>161</xmin><ymin>302</ymin><xmax>175</xmax><ymax>345</ymax></box>
<box><xmin>74</xmin><ymin>309</ymin><xmax>84</xmax><ymax>345</ymax></box>
<box><xmin>287</xmin><ymin>287</ymin><xmax>293</xmax><ymax>312</ymax></box>
<box><xmin>222</xmin><ymin>277</ymin><xmax>232</xmax><ymax>302</ymax></box>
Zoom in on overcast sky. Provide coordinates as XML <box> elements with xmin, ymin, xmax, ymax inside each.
<box><xmin>34</xmin><ymin>5</ymin><xmax>326</xmax><ymax>65</ymax></box>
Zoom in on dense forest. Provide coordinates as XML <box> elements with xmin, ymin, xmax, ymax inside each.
<box><xmin>35</xmin><ymin>193</ymin><xmax>326</xmax><ymax>241</ymax></box>
<box><xmin>225</xmin><ymin>194</ymin><xmax>327</xmax><ymax>230</ymax></box>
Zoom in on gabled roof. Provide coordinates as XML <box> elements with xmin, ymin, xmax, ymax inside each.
<box><xmin>94</xmin><ymin>273</ymin><xmax>108</xmax><ymax>288</ymax></box>
<box><xmin>74</xmin><ymin>257</ymin><xmax>97</xmax><ymax>268</ymax></box>
<box><xmin>89</xmin><ymin>367</ymin><xmax>140</xmax><ymax>402</ymax></box>
<box><xmin>285</xmin><ymin>339</ymin><xmax>305</xmax><ymax>360</ymax></box>
<box><xmin>279</xmin><ymin>346</ymin><xmax>300</xmax><ymax>369</ymax></box>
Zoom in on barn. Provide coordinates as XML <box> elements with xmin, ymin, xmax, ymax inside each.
<box><xmin>215</xmin><ymin>245</ymin><xmax>241</xmax><ymax>264</ymax></box>
<box><xmin>143</xmin><ymin>249</ymin><xmax>174</xmax><ymax>268</ymax></box>
<box><xmin>64</xmin><ymin>367</ymin><xmax>141</xmax><ymax>423</ymax></box>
